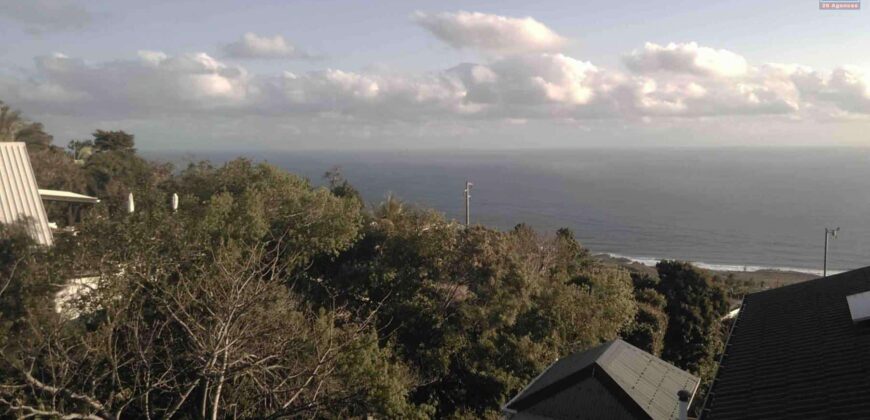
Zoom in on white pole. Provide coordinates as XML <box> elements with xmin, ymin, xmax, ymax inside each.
<box><xmin>824</xmin><ymin>229</ymin><xmax>829</xmax><ymax>277</ymax></box>
<box><xmin>171</xmin><ymin>193</ymin><xmax>179</xmax><ymax>212</ymax></box>
<box><xmin>824</xmin><ymin>227</ymin><xmax>840</xmax><ymax>277</ymax></box>
<box><xmin>127</xmin><ymin>192</ymin><xmax>135</xmax><ymax>214</ymax></box>
<box><xmin>464</xmin><ymin>181</ymin><xmax>473</xmax><ymax>226</ymax></box>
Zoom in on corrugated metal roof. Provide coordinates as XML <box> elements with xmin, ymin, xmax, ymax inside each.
<box><xmin>505</xmin><ymin>339</ymin><xmax>700</xmax><ymax>420</ymax></box>
<box><xmin>39</xmin><ymin>189</ymin><xmax>100</xmax><ymax>204</ymax></box>
<box><xmin>0</xmin><ymin>142</ymin><xmax>53</xmax><ymax>245</ymax></box>
<box><xmin>507</xmin><ymin>340</ymin><xmax>613</xmax><ymax>406</ymax></box>
<box><xmin>598</xmin><ymin>340</ymin><xmax>699</xmax><ymax>420</ymax></box>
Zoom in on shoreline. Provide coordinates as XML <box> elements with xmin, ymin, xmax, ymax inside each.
<box><xmin>601</xmin><ymin>252</ymin><xmax>842</xmax><ymax>277</ymax></box>
<box><xmin>595</xmin><ymin>253</ymin><xmax>820</xmax><ymax>289</ymax></box>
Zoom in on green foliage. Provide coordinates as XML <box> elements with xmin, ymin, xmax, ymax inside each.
<box><xmin>325</xmin><ymin>166</ymin><xmax>364</xmax><ymax>206</ymax></box>
<box><xmin>0</xmin><ymin>159</ymin><xmax>401</xmax><ymax>419</ymax></box>
<box><xmin>83</xmin><ymin>150</ymin><xmax>163</xmax><ymax>212</ymax></box>
<box><xmin>304</xmin><ymin>200</ymin><xmax>636</xmax><ymax>417</ymax></box>
<box><xmin>0</xmin><ymin>110</ymin><xmax>728</xmax><ymax>418</ymax></box>
<box><xmin>0</xmin><ymin>224</ymin><xmax>60</xmax><ymax>349</ymax></box>
<box><xmin>333</xmin><ymin>331</ymin><xmax>434</xmax><ymax>419</ymax></box>
<box><xmin>67</xmin><ymin>139</ymin><xmax>94</xmax><ymax>161</ymax></box>
<box><xmin>0</xmin><ymin>224</ymin><xmax>39</xmax><ymax>341</ymax></box>
<box><xmin>92</xmin><ymin>129</ymin><xmax>135</xmax><ymax>152</ymax></box>
<box><xmin>621</xmin><ymin>273</ymin><xmax>669</xmax><ymax>356</ymax></box>
<box><xmin>656</xmin><ymin>260</ymin><xmax>729</xmax><ymax>380</ymax></box>
<box><xmin>13</xmin><ymin>122</ymin><xmax>53</xmax><ymax>149</ymax></box>
<box><xmin>0</xmin><ymin>101</ymin><xmax>21</xmax><ymax>142</ymax></box>
<box><xmin>171</xmin><ymin>159</ymin><xmax>364</xmax><ymax>269</ymax></box>
<box><xmin>0</xmin><ymin>101</ymin><xmax>52</xmax><ymax>149</ymax></box>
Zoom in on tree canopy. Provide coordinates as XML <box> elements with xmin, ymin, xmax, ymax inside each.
<box><xmin>0</xmin><ymin>101</ymin><xmax>53</xmax><ymax>149</ymax></box>
<box><xmin>92</xmin><ymin>129</ymin><xmax>136</xmax><ymax>152</ymax></box>
<box><xmin>0</xmin><ymin>105</ymin><xmax>730</xmax><ymax>418</ymax></box>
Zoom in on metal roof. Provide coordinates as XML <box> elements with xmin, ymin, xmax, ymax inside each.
<box><xmin>505</xmin><ymin>339</ymin><xmax>700</xmax><ymax>420</ymax></box>
<box><xmin>0</xmin><ymin>142</ymin><xmax>53</xmax><ymax>245</ymax></box>
<box><xmin>597</xmin><ymin>340</ymin><xmax>699</xmax><ymax>420</ymax></box>
<box><xmin>39</xmin><ymin>189</ymin><xmax>100</xmax><ymax>204</ymax></box>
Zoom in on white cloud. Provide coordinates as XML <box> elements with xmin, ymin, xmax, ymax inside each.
<box><xmin>2</xmin><ymin>52</ymin><xmax>252</xmax><ymax>117</ymax></box>
<box><xmin>413</xmin><ymin>11</ymin><xmax>566</xmax><ymax>55</ymax></box>
<box><xmin>7</xmin><ymin>39</ymin><xmax>870</xmax><ymax>149</ymax></box>
<box><xmin>0</xmin><ymin>0</ymin><xmax>92</xmax><ymax>33</ymax></box>
<box><xmin>630</xmin><ymin>68</ymin><xmax>801</xmax><ymax>117</ymax></box>
<box><xmin>624</xmin><ymin>42</ymin><xmax>749</xmax><ymax>78</ymax></box>
<box><xmin>792</xmin><ymin>66</ymin><xmax>870</xmax><ymax>114</ymax></box>
<box><xmin>223</xmin><ymin>32</ymin><xmax>311</xmax><ymax>59</ymax></box>
<box><xmin>448</xmin><ymin>54</ymin><xmax>611</xmax><ymax>120</ymax></box>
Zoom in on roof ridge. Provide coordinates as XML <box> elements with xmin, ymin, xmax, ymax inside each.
<box><xmin>746</xmin><ymin>265</ymin><xmax>870</xmax><ymax>298</ymax></box>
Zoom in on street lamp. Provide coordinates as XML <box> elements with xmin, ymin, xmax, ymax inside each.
<box><xmin>824</xmin><ymin>227</ymin><xmax>839</xmax><ymax>277</ymax></box>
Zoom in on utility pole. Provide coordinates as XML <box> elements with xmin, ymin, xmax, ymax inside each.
<box><xmin>464</xmin><ymin>181</ymin><xmax>473</xmax><ymax>226</ymax></box>
<box><xmin>824</xmin><ymin>227</ymin><xmax>839</xmax><ymax>277</ymax></box>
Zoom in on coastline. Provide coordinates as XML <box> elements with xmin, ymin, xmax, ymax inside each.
<box><xmin>595</xmin><ymin>253</ymin><xmax>820</xmax><ymax>289</ymax></box>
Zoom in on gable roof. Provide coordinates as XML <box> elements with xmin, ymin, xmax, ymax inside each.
<box><xmin>0</xmin><ymin>142</ymin><xmax>52</xmax><ymax>245</ymax></box>
<box><xmin>505</xmin><ymin>339</ymin><xmax>700</xmax><ymax>420</ymax></box>
<box><xmin>702</xmin><ymin>266</ymin><xmax>870</xmax><ymax>419</ymax></box>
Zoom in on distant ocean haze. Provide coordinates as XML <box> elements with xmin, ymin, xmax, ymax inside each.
<box><xmin>148</xmin><ymin>148</ymin><xmax>870</xmax><ymax>274</ymax></box>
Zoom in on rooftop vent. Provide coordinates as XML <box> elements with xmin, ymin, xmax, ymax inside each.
<box><xmin>846</xmin><ymin>290</ymin><xmax>870</xmax><ymax>323</ymax></box>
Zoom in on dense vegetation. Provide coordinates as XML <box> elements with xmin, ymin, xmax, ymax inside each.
<box><xmin>0</xmin><ymin>102</ymin><xmax>729</xmax><ymax>419</ymax></box>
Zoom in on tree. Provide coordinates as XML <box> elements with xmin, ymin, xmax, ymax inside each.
<box><xmin>0</xmin><ymin>159</ymin><xmax>423</xmax><ymax>419</ymax></box>
<box><xmin>303</xmin><ymin>206</ymin><xmax>637</xmax><ymax>417</ymax></box>
<box><xmin>622</xmin><ymin>272</ymin><xmax>668</xmax><ymax>356</ymax></box>
<box><xmin>14</xmin><ymin>122</ymin><xmax>53</xmax><ymax>149</ymax></box>
<box><xmin>0</xmin><ymin>101</ymin><xmax>53</xmax><ymax>149</ymax></box>
<box><xmin>0</xmin><ymin>146</ymin><xmax>674</xmax><ymax>418</ymax></box>
<box><xmin>655</xmin><ymin>261</ymin><xmax>728</xmax><ymax>380</ymax></box>
<box><xmin>0</xmin><ymin>101</ymin><xmax>22</xmax><ymax>142</ymax></box>
<box><xmin>324</xmin><ymin>166</ymin><xmax>363</xmax><ymax>205</ymax></box>
<box><xmin>92</xmin><ymin>130</ymin><xmax>135</xmax><ymax>153</ymax></box>
<box><xmin>0</xmin><ymin>224</ymin><xmax>57</xmax><ymax>346</ymax></box>
<box><xmin>68</xmin><ymin>139</ymin><xmax>95</xmax><ymax>162</ymax></box>
<box><xmin>82</xmin><ymin>130</ymin><xmax>165</xmax><ymax>212</ymax></box>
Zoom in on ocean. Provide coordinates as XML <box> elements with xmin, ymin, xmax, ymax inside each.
<box><xmin>151</xmin><ymin>148</ymin><xmax>870</xmax><ymax>275</ymax></box>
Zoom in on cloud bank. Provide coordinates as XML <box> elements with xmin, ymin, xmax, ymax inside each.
<box><xmin>6</xmin><ymin>42</ymin><xmax>864</xmax><ymax>122</ymax></box>
<box><xmin>3</xmin><ymin>11</ymin><xmax>870</xmax><ymax>148</ymax></box>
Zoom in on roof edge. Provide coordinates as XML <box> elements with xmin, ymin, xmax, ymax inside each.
<box><xmin>504</xmin><ymin>363</ymin><xmax>597</xmax><ymax>412</ymax></box>
<box><xmin>503</xmin><ymin>340</ymin><xmax>616</xmax><ymax>412</ymax></box>
<box><xmin>699</xmin><ymin>297</ymin><xmax>746</xmax><ymax>419</ymax></box>
<box><xmin>744</xmin><ymin>265</ymin><xmax>870</xmax><ymax>300</ymax></box>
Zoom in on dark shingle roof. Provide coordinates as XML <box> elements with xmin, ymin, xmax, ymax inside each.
<box><xmin>703</xmin><ymin>266</ymin><xmax>870</xmax><ymax>419</ymax></box>
<box><xmin>506</xmin><ymin>339</ymin><xmax>699</xmax><ymax>420</ymax></box>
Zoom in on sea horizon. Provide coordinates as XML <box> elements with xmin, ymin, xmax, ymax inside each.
<box><xmin>145</xmin><ymin>147</ymin><xmax>870</xmax><ymax>275</ymax></box>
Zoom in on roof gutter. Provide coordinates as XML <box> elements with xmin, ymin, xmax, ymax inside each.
<box><xmin>699</xmin><ymin>297</ymin><xmax>746</xmax><ymax>419</ymax></box>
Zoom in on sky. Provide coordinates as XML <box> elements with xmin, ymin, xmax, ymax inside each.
<box><xmin>1</xmin><ymin>0</ymin><xmax>870</xmax><ymax>150</ymax></box>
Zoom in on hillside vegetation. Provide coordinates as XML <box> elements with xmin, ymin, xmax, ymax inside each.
<box><xmin>0</xmin><ymin>102</ymin><xmax>729</xmax><ymax>419</ymax></box>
